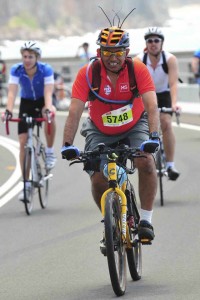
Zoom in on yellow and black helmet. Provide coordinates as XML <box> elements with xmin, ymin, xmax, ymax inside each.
<box><xmin>96</xmin><ymin>26</ymin><xmax>129</xmax><ymax>48</ymax></box>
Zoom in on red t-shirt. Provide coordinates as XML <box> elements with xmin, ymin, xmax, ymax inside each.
<box><xmin>72</xmin><ymin>58</ymin><xmax>155</xmax><ymax>135</ymax></box>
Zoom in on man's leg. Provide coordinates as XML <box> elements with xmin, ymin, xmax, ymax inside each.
<box><xmin>91</xmin><ymin>171</ymin><xmax>108</xmax><ymax>210</ymax></box>
<box><xmin>44</xmin><ymin>118</ymin><xmax>56</xmax><ymax>147</ymax></box>
<box><xmin>135</xmin><ymin>154</ymin><xmax>157</xmax><ymax>241</ymax></box>
<box><xmin>18</xmin><ymin>132</ymin><xmax>31</xmax><ymax>202</ymax></box>
<box><xmin>160</xmin><ymin>113</ymin><xmax>180</xmax><ymax>180</ymax></box>
<box><xmin>18</xmin><ymin>133</ymin><xmax>28</xmax><ymax>174</ymax></box>
<box><xmin>135</xmin><ymin>154</ymin><xmax>157</xmax><ymax>212</ymax></box>
<box><xmin>160</xmin><ymin>113</ymin><xmax>175</xmax><ymax>162</ymax></box>
<box><xmin>43</xmin><ymin>106</ymin><xmax>57</xmax><ymax>169</ymax></box>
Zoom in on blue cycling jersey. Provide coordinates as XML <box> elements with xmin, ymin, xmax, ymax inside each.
<box><xmin>193</xmin><ymin>49</ymin><xmax>200</xmax><ymax>84</ymax></box>
<box><xmin>194</xmin><ymin>49</ymin><xmax>200</xmax><ymax>59</ymax></box>
<box><xmin>9</xmin><ymin>62</ymin><xmax>54</xmax><ymax>100</ymax></box>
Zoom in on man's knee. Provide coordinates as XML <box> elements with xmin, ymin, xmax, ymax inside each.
<box><xmin>91</xmin><ymin>171</ymin><xmax>107</xmax><ymax>187</ymax></box>
<box><xmin>135</xmin><ymin>155</ymin><xmax>156</xmax><ymax>173</ymax></box>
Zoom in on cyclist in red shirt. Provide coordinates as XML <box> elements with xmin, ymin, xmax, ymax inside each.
<box><xmin>61</xmin><ymin>26</ymin><xmax>160</xmax><ymax>248</ymax></box>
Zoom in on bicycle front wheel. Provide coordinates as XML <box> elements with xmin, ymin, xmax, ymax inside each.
<box><xmin>23</xmin><ymin>148</ymin><xmax>35</xmax><ymax>215</ymax></box>
<box><xmin>38</xmin><ymin>147</ymin><xmax>49</xmax><ymax>209</ymax></box>
<box><xmin>104</xmin><ymin>192</ymin><xmax>126</xmax><ymax>296</ymax></box>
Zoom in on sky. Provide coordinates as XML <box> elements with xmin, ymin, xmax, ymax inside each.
<box><xmin>1</xmin><ymin>4</ymin><xmax>200</xmax><ymax>59</ymax></box>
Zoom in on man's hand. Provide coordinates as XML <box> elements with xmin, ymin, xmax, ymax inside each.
<box><xmin>44</xmin><ymin>109</ymin><xmax>55</xmax><ymax>122</ymax></box>
<box><xmin>61</xmin><ymin>145</ymin><xmax>80</xmax><ymax>160</ymax></box>
<box><xmin>1</xmin><ymin>109</ymin><xmax>13</xmax><ymax>122</ymax></box>
<box><xmin>140</xmin><ymin>139</ymin><xmax>160</xmax><ymax>153</ymax></box>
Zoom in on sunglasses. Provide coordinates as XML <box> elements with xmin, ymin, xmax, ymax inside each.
<box><xmin>146</xmin><ymin>38</ymin><xmax>162</xmax><ymax>44</ymax></box>
<box><xmin>101</xmin><ymin>50</ymin><xmax>125</xmax><ymax>57</ymax></box>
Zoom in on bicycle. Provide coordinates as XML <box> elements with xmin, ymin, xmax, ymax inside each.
<box><xmin>156</xmin><ymin>107</ymin><xmax>180</xmax><ymax>206</ymax></box>
<box><xmin>3</xmin><ymin>111</ymin><xmax>53</xmax><ymax>215</ymax></box>
<box><xmin>69</xmin><ymin>142</ymin><xmax>153</xmax><ymax>296</ymax></box>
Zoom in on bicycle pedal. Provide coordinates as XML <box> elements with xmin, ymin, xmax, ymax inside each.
<box><xmin>140</xmin><ymin>238</ymin><xmax>152</xmax><ymax>245</ymax></box>
<box><xmin>20</xmin><ymin>199</ymin><xmax>30</xmax><ymax>204</ymax></box>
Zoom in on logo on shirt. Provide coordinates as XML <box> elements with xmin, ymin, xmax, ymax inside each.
<box><xmin>104</xmin><ymin>85</ymin><xmax>111</xmax><ymax>95</ymax></box>
<box><xmin>120</xmin><ymin>83</ymin><xmax>129</xmax><ymax>92</ymax></box>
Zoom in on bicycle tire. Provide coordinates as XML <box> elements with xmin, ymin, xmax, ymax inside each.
<box><xmin>23</xmin><ymin>148</ymin><xmax>35</xmax><ymax>215</ymax></box>
<box><xmin>126</xmin><ymin>184</ymin><xmax>142</xmax><ymax>280</ymax></box>
<box><xmin>104</xmin><ymin>191</ymin><xmax>126</xmax><ymax>296</ymax></box>
<box><xmin>157</xmin><ymin>149</ymin><xmax>164</xmax><ymax>206</ymax></box>
<box><xmin>38</xmin><ymin>146</ymin><xmax>49</xmax><ymax>209</ymax></box>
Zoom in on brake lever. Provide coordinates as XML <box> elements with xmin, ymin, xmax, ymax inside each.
<box><xmin>69</xmin><ymin>158</ymin><xmax>85</xmax><ymax>166</ymax></box>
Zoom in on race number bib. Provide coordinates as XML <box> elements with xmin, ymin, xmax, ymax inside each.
<box><xmin>102</xmin><ymin>104</ymin><xmax>133</xmax><ymax>127</ymax></box>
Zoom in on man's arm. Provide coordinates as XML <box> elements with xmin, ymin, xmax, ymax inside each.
<box><xmin>168</xmin><ymin>55</ymin><xmax>179</xmax><ymax>110</ymax></box>
<box><xmin>62</xmin><ymin>98</ymin><xmax>85</xmax><ymax>145</ymax></box>
<box><xmin>191</xmin><ymin>57</ymin><xmax>200</xmax><ymax>76</ymax></box>
<box><xmin>142</xmin><ymin>90</ymin><xmax>160</xmax><ymax>134</ymax></box>
<box><xmin>44</xmin><ymin>83</ymin><xmax>54</xmax><ymax>110</ymax></box>
<box><xmin>6</xmin><ymin>84</ymin><xmax>18</xmax><ymax>112</ymax></box>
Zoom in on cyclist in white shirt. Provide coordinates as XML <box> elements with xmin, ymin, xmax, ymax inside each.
<box><xmin>137</xmin><ymin>27</ymin><xmax>180</xmax><ymax>180</ymax></box>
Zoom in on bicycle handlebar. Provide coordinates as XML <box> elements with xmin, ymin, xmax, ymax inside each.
<box><xmin>159</xmin><ymin>107</ymin><xmax>181</xmax><ymax>125</ymax></box>
<box><xmin>3</xmin><ymin>116</ymin><xmax>51</xmax><ymax>135</ymax></box>
<box><xmin>69</xmin><ymin>143</ymin><xmax>146</xmax><ymax>174</ymax></box>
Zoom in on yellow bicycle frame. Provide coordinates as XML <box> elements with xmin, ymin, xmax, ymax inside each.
<box><xmin>100</xmin><ymin>159</ymin><xmax>128</xmax><ymax>241</ymax></box>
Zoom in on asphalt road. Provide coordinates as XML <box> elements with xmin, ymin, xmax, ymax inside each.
<box><xmin>0</xmin><ymin>113</ymin><xmax>200</xmax><ymax>300</ymax></box>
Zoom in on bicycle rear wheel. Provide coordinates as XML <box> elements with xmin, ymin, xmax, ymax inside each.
<box><xmin>104</xmin><ymin>192</ymin><xmax>126</xmax><ymax>296</ymax></box>
<box><xmin>126</xmin><ymin>184</ymin><xmax>142</xmax><ymax>281</ymax></box>
<box><xmin>23</xmin><ymin>148</ymin><xmax>35</xmax><ymax>215</ymax></box>
<box><xmin>156</xmin><ymin>149</ymin><xmax>164</xmax><ymax>206</ymax></box>
<box><xmin>38</xmin><ymin>146</ymin><xmax>49</xmax><ymax>209</ymax></box>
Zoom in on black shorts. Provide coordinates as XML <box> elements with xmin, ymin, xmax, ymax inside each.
<box><xmin>18</xmin><ymin>98</ymin><xmax>45</xmax><ymax>134</ymax></box>
<box><xmin>156</xmin><ymin>91</ymin><xmax>172</xmax><ymax>115</ymax></box>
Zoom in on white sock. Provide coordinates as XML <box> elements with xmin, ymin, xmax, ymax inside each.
<box><xmin>25</xmin><ymin>181</ymin><xmax>31</xmax><ymax>188</ymax></box>
<box><xmin>166</xmin><ymin>162</ymin><xmax>174</xmax><ymax>169</ymax></box>
<box><xmin>140</xmin><ymin>209</ymin><xmax>153</xmax><ymax>223</ymax></box>
<box><xmin>45</xmin><ymin>147</ymin><xmax>54</xmax><ymax>154</ymax></box>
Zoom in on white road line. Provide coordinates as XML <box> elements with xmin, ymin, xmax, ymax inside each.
<box><xmin>0</xmin><ymin>136</ymin><xmax>21</xmax><ymax>204</ymax></box>
<box><xmin>0</xmin><ymin>182</ymin><xmax>23</xmax><ymax>208</ymax></box>
<box><xmin>173</xmin><ymin>122</ymin><xmax>200</xmax><ymax>131</ymax></box>
<box><xmin>0</xmin><ymin>119</ymin><xmax>199</xmax><ymax>208</ymax></box>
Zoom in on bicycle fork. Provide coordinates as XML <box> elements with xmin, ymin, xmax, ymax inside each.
<box><xmin>101</xmin><ymin>160</ymin><xmax>128</xmax><ymax>242</ymax></box>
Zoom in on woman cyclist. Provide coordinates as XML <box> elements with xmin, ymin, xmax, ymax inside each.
<box><xmin>3</xmin><ymin>41</ymin><xmax>57</xmax><ymax>201</ymax></box>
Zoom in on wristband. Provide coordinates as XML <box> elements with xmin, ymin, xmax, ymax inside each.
<box><xmin>64</xmin><ymin>142</ymin><xmax>71</xmax><ymax>147</ymax></box>
<box><xmin>149</xmin><ymin>131</ymin><xmax>160</xmax><ymax>140</ymax></box>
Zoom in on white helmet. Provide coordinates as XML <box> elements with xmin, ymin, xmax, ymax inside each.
<box><xmin>144</xmin><ymin>27</ymin><xmax>164</xmax><ymax>41</ymax></box>
<box><xmin>20</xmin><ymin>41</ymin><xmax>42</xmax><ymax>56</ymax></box>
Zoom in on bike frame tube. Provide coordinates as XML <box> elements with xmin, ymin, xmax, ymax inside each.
<box><xmin>26</xmin><ymin>126</ymin><xmax>39</xmax><ymax>183</ymax></box>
